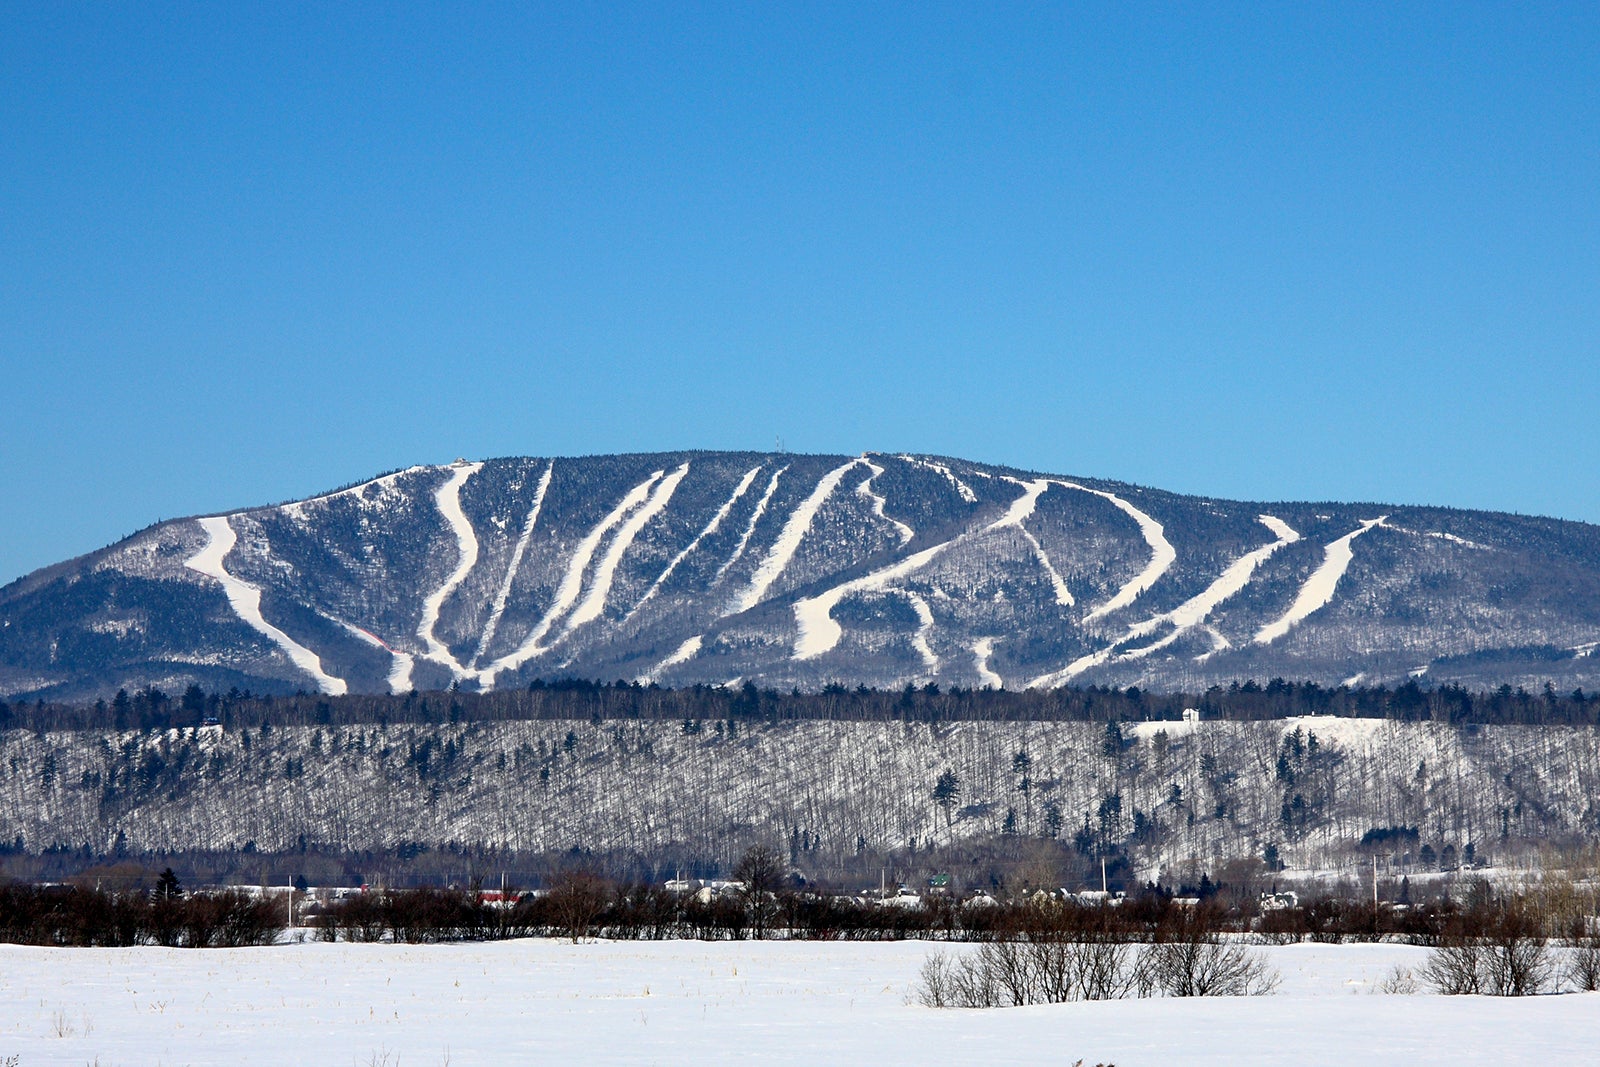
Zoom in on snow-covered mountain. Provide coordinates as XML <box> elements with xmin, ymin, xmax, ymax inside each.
<box><xmin>4</xmin><ymin>450</ymin><xmax>1600</xmax><ymax>700</ymax></box>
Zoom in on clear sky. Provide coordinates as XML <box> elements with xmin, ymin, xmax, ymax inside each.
<box><xmin>3</xmin><ymin>3</ymin><xmax>1598</xmax><ymax>584</ymax></box>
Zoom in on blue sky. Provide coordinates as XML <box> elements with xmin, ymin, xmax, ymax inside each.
<box><xmin>3</xmin><ymin>3</ymin><xmax>1598</xmax><ymax>584</ymax></box>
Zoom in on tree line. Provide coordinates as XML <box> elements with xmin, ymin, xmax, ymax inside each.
<box><xmin>4</xmin><ymin>675</ymin><xmax>1598</xmax><ymax>733</ymax></box>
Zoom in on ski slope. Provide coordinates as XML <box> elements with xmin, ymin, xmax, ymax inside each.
<box><xmin>1255</xmin><ymin>518</ymin><xmax>1388</xmax><ymax>645</ymax></box>
<box><xmin>972</xmin><ymin>637</ymin><xmax>1003</xmax><ymax>688</ymax></box>
<box><xmin>627</xmin><ymin>464</ymin><xmax>762</xmax><ymax>622</ymax></box>
<box><xmin>1058</xmin><ymin>480</ymin><xmax>1177</xmax><ymax>623</ymax></box>
<box><xmin>1028</xmin><ymin>515</ymin><xmax>1301</xmax><ymax>686</ymax></box>
<box><xmin>857</xmin><ymin>459</ymin><xmax>915</xmax><ymax>545</ymax></box>
<box><xmin>992</xmin><ymin>478</ymin><xmax>1074</xmax><ymax>606</ymax></box>
<box><xmin>471</xmin><ymin>460</ymin><xmax>554</xmax><ymax>670</ymax></box>
<box><xmin>483</xmin><ymin>470</ymin><xmax>667</xmax><ymax>683</ymax></box>
<box><xmin>715</xmin><ymin>466</ymin><xmax>786</xmax><ymax>583</ymax></box>
<box><xmin>901</xmin><ymin>454</ymin><xmax>978</xmax><ymax>502</ymax></box>
<box><xmin>416</xmin><ymin>462</ymin><xmax>483</xmax><ymax>679</ymax></box>
<box><xmin>184</xmin><ymin>516</ymin><xmax>347</xmax><ymax>695</ymax></box>
<box><xmin>562</xmin><ymin>463</ymin><xmax>689</xmax><ymax>636</ymax></box>
<box><xmin>734</xmin><ymin>457</ymin><xmax>861</xmax><ymax>614</ymax></box>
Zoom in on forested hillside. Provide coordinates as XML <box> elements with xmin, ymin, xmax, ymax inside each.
<box><xmin>5</xmin><ymin>706</ymin><xmax>1597</xmax><ymax>888</ymax></box>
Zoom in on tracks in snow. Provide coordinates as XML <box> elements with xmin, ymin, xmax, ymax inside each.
<box><xmin>185</xmin><ymin>516</ymin><xmax>348</xmax><ymax>695</ymax></box>
<box><xmin>1254</xmin><ymin>517</ymin><xmax>1387</xmax><ymax>645</ymax></box>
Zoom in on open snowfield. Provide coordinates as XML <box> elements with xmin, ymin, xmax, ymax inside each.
<box><xmin>2</xmin><ymin>940</ymin><xmax>1596</xmax><ymax>1065</ymax></box>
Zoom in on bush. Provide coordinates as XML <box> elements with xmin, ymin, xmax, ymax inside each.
<box><xmin>916</xmin><ymin>929</ymin><xmax>1276</xmax><ymax>1007</ymax></box>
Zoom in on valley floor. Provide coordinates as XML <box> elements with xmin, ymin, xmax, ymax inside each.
<box><xmin>2</xmin><ymin>939</ymin><xmax>1596</xmax><ymax>1065</ymax></box>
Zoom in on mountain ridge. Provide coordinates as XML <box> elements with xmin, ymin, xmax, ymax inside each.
<box><xmin>4</xmin><ymin>450</ymin><xmax>1599</xmax><ymax>700</ymax></box>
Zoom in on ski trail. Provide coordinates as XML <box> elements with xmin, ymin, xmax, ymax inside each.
<box><xmin>794</xmin><ymin>474</ymin><xmax>1085</xmax><ymax>667</ymax></box>
<box><xmin>793</xmin><ymin>535</ymin><xmax>958</xmax><ymax>659</ymax></box>
<box><xmin>972</xmin><ymin>638</ymin><xmax>1003</xmax><ymax>689</ymax></box>
<box><xmin>561</xmin><ymin>463</ymin><xmax>690</xmax><ymax>636</ymax></box>
<box><xmin>1053</xmin><ymin>481</ymin><xmax>1176</xmax><ymax>623</ymax></box>
<box><xmin>185</xmin><ymin>516</ymin><xmax>347</xmax><ymax>695</ymax></box>
<box><xmin>734</xmin><ymin>457</ymin><xmax>861</xmax><ymax>614</ymax></box>
<box><xmin>641</xmin><ymin>465</ymin><xmax>787</xmax><ymax>681</ymax></box>
<box><xmin>993</xmin><ymin>478</ymin><xmax>1075</xmax><ymax>606</ymax></box>
<box><xmin>1027</xmin><ymin>515</ymin><xmax>1299</xmax><ymax>687</ymax></box>
<box><xmin>856</xmin><ymin>459</ymin><xmax>914</xmax><ymax>545</ymax></box>
<box><xmin>901</xmin><ymin>455</ymin><xmax>978</xmax><ymax>503</ymax></box>
<box><xmin>906</xmin><ymin>592</ymin><xmax>937</xmax><ymax>672</ymax></box>
<box><xmin>625</xmin><ymin>465</ymin><xmax>762</xmax><ymax>622</ymax></box>
<box><xmin>416</xmin><ymin>462</ymin><xmax>484</xmax><ymax>679</ymax></box>
<box><xmin>1254</xmin><ymin>517</ymin><xmax>1388</xmax><ymax>645</ymax></box>
<box><xmin>715</xmin><ymin>466</ymin><xmax>786</xmax><ymax>582</ymax></box>
<box><xmin>483</xmin><ymin>469</ymin><xmax>665</xmax><ymax>681</ymax></box>
<box><xmin>279</xmin><ymin>464</ymin><xmax>432</xmax><ymax>521</ymax></box>
<box><xmin>470</xmin><ymin>460</ymin><xmax>554</xmax><ymax>670</ymax></box>
<box><xmin>646</xmin><ymin>635</ymin><xmax>704</xmax><ymax>680</ymax></box>
<box><xmin>1131</xmin><ymin>515</ymin><xmax>1300</xmax><ymax>637</ymax></box>
<box><xmin>793</xmin><ymin>475</ymin><xmax>1063</xmax><ymax>661</ymax></box>
<box><xmin>329</xmin><ymin>618</ymin><xmax>416</xmax><ymax>695</ymax></box>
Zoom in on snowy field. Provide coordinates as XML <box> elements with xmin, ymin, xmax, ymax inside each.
<box><xmin>2</xmin><ymin>939</ymin><xmax>1597</xmax><ymax>1066</ymax></box>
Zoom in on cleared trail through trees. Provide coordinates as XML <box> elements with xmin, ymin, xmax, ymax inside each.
<box><xmin>185</xmin><ymin>517</ymin><xmax>347</xmax><ymax>696</ymax></box>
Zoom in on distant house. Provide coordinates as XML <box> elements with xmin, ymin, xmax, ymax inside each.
<box><xmin>1260</xmin><ymin>890</ymin><xmax>1299</xmax><ymax>911</ymax></box>
<box><xmin>1182</xmin><ymin>707</ymin><xmax>1201</xmax><ymax>724</ymax></box>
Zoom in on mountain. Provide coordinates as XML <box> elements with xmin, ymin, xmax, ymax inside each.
<box><xmin>3</xmin><ymin>450</ymin><xmax>1599</xmax><ymax>701</ymax></box>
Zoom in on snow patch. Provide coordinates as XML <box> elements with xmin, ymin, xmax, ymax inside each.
<box><xmin>184</xmin><ymin>516</ymin><xmax>347</xmax><ymax>695</ymax></box>
<box><xmin>1255</xmin><ymin>518</ymin><xmax>1387</xmax><ymax>645</ymax></box>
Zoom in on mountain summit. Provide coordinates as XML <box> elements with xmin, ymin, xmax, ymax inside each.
<box><xmin>4</xmin><ymin>451</ymin><xmax>1598</xmax><ymax>700</ymax></box>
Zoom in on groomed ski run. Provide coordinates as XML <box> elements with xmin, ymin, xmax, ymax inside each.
<box><xmin>184</xmin><ymin>516</ymin><xmax>348</xmax><ymax>695</ymax></box>
<box><xmin>416</xmin><ymin>461</ymin><xmax>484</xmax><ymax>680</ymax></box>
<box><xmin>1254</xmin><ymin>517</ymin><xmax>1388</xmax><ymax>645</ymax></box>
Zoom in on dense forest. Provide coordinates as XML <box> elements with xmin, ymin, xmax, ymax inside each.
<box><xmin>4</xmin><ymin>676</ymin><xmax>1599</xmax><ymax>733</ymax></box>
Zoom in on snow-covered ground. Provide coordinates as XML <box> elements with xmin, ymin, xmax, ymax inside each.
<box><xmin>1</xmin><ymin>940</ymin><xmax>1594</xmax><ymax>1066</ymax></box>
